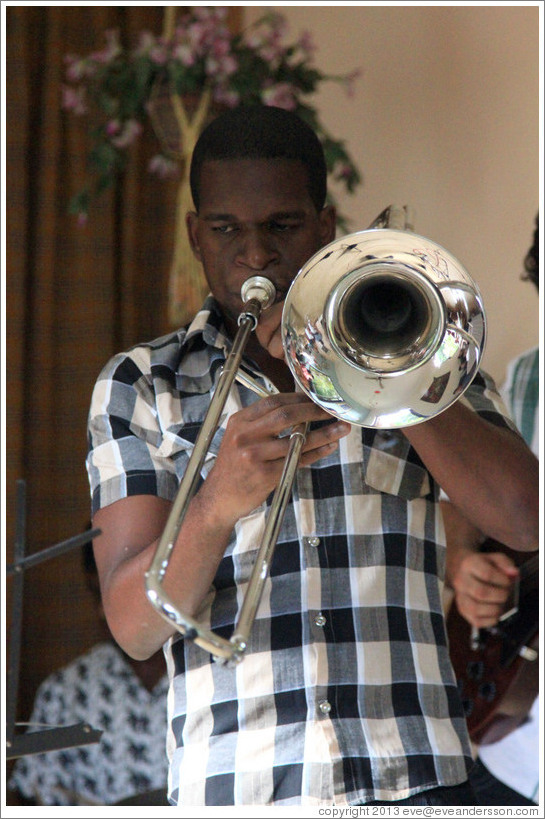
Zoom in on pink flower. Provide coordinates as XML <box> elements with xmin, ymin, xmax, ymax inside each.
<box><xmin>336</xmin><ymin>164</ymin><xmax>354</xmax><ymax>181</ymax></box>
<box><xmin>245</xmin><ymin>12</ymin><xmax>287</xmax><ymax>59</ymax></box>
<box><xmin>109</xmin><ymin>119</ymin><xmax>142</xmax><ymax>148</ymax></box>
<box><xmin>193</xmin><ymin>6</ymin><xmax>226</xmax><ymax>23</ymax></box>
<box><xmin>64</xmin><ymin>54</ymin><xmax>89</xmax><ymax>82</ymax></box>
<box><xmin>259</xmin><ymin>43</ymin><xmax>286</xmax><ymax>67</ymax></box>
<box><xmin>213</xmin><ymin>85</ymin><xmax>240</xmax><ymax>107</ymax></box>
<box><xmin>134</xmin><ymin>31</ymin><xmax>157</xmax><ymax>55</ymax></box>
<box><xmin>105</xmin><ymin>119</ymin><xmax>121</xmax><ymax>137</ymax></box>
<box><xmin>149</xmin><ymin>44</ymin><xmax>169</xmax><ymax>65</ymax></box>
<box><xmin>148</xmin><ymin>154</ymin><xmax>179</xmax><ymax>179</ymax></box>
<box><xmin>221</xmin><ymin>54</ymin><xmax>238</xmax><ymax>75</ymax></box>
<box><xmin>186</xmin><ymin>20</ymin><xmax>215</xmax><ymax>56</ymax></box>
<box><xmin>61</xmin><ymin>85</ymin><xmax>87</xmax><ymax>115</ymax></box>
<box><xmin>262</xmin><ymin>83</ymin><xmax>297</xmax><ymax>111</ymax></box>
<box><xmin>170</xmin><ymin>8</ymin><xmax>234</xmax><ymax>69</ymax></box>
<box><xmin>132</xmin><ymin>31</ymin><xmax>168</xmax><ymax>64</ymax></box>
<box><xmin>90</xmin><ymin>29</ymin><xmax>121</xmax><ymax>65</ymax></box>
<box><xmin>172</xmin><ymin>43</ymin><xmax>195</xmax><ymax>67</ymax></box>
<box><xmin>205</xmin><ymin>53</ymin><xmax>238</xmax><ymax>80</ymax></box>
<box><xmin>344</xmin><ymin>68</ymin><xmax>362</xmax><ymax>98</ymax></box>
<box><xmin>297</xmin><ymin>31</ymin><xmax>316</xmax><ymax>58</ymax></box>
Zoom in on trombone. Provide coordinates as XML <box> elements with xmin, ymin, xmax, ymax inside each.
<box><xmin>145</xmin><ymin>205</ymin><xmax>486</xmax><ymax>663</ymax></box>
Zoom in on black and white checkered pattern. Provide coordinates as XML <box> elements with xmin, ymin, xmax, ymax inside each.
<box><xmin>86</xmin><ymin>296</ymin><xmax>516</xmax><ymax>807</ymax></box>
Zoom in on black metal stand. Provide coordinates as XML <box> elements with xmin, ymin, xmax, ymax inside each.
<box><xmin>6</xmin><ymin>480</ymin><xmax>103</xmax><ymax>760</ymax></box>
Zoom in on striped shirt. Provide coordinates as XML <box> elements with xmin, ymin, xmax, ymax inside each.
<box><xmin>86</xmin><ymin>296</ymin><xmax>516</xmax><ymax>807</ymax></box>
<box><xmin>500</xmin><ymin>346</ymin><xmax>539</xmax><ymax>457</ymax></box>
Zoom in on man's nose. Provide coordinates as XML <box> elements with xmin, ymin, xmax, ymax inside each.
<box><xmin>236</xmin><ymin>228</ymin><xmax>278</xmax><ymax>270</ymax></box>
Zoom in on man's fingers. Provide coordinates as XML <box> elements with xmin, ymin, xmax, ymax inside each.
<box><xmin>480</xmin><ymin>551</ymin><xmax>520</xmax><ymax>580</ymax></box>
<box><xmin>254</xmin><ymin>302</ymin><xmax>284</xmax><ymax>359</ymax></box>
<box><xmin>233</xmin><ymin>417</ymin><xmax>350</xmax><ymax>464</ymax></box>
<box><xmin>235</xmin><ymin>392</ymin><xmax>337</xmax><ymax>434</ymax></box>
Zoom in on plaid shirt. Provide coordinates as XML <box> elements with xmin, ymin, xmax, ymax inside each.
<box><xmin>87</xmin><ymin>296</ymin><xmax>516</xmax><ymax>807</ymax></box>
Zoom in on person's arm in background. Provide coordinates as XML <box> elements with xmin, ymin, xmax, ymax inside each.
<box><xmin>442</xmin><ymin>499</ymin><xmax>522</xmax><ymax>629</ymax></box>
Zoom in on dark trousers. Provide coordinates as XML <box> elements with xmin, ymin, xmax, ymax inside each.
<box><xmin>357</xmin><ymin>780</ymin><xmax>477</xmax><ymax>806</ymax></box>
<box><xmin>469</xmin><ymin>757</ymin><xmax>537</xmax><ymax>806</ymax></box>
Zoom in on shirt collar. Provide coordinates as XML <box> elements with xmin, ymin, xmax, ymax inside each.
<box><xmin>181</xmin><ymin>294</ymin><xmax>231</xmax><ymax>356</ymax></box>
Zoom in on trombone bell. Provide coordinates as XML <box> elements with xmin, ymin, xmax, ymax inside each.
<box><xmin>282</xmin><ymin>223</ymin><xmax>486</xmax><ymax>428</ymax></box>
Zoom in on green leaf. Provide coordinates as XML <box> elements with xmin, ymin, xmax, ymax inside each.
<box><xmin>88</xmin><ymin>140</ymin><xmax>123</xmax><ymax>174</ymax></box>
<box><xmin>68</xmin><ymin>189</ymin><xmax>90</xmax><ymax>216</ymax></box>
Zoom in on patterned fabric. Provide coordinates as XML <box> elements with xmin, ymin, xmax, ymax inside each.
<box><xmin>8</xmin><ymin>643</ymin><xmax>168</xmax><ymax>806</ymax></box>
<box><xmin>500</xmin><ymin>346</ymin><xmax>539</xmax><ymax>457</ymax></box>
<box><xmin>86</xmin><ymin>296</ymin><xmax>517</xmax><ymax>807</ymax></box>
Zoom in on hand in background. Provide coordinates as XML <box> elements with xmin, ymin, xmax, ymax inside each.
<box><xmin>450</xmin><ymin>549</ymin><xmax>519</xmax><ymax>630</ymax></box>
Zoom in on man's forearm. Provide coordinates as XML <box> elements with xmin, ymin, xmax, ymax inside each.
<box><xmin>97</xmin><ymin>493</ymin><xmax>236</xmax><ymax>661</ymax></box>
<box><xmin>405</xmin><ymin>402</ymin><xmax>539</xmax><ymax>550</ymax></box>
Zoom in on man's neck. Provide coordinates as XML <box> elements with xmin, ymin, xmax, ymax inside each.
<box><xmin>244</xmin><ymin>336</ymin><xmax>295</xmax><ymax>393</ymax></box>
<box><xmin>223</xmin><ymin>314</ymin><xmax>295</xmax><ymax>393</ymax></box>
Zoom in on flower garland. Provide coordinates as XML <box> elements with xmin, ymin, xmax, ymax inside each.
<box><xmin>63</xmin><ymin>7</ymin><xmax>362</xmax><ymax>325</ymax></box>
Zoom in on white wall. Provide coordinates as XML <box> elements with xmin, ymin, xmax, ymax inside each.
<box><xmin>245</xmin><ymin>4</ymin><xmax>540</xmax><ymax>387</ymax></box>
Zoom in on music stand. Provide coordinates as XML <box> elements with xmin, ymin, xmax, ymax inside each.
<box><xmin>6</xmin><ymin>480</ymin><xmax>103</xmax><ymax>759</ymax></box>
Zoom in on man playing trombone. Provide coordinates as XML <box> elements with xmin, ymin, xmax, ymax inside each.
<box><xmin>86</xmin><ymin>105</ymin><xmax>538</xmax><ymax>807</ymax></box>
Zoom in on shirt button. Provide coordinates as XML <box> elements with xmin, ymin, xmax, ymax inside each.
<box><xmin>304</xmin><ymin>536</ymin><xmax>321</xmax><ymax>547</ymax></box>
<box><xmin>318</xmin><ymin>700</ymin><xmax>332</xmax><ymax>715</ymax></box>
<box><xmin>314</xmin><ymin>613</ymin><xmax>326</xmax><ymax>627</ymax></box>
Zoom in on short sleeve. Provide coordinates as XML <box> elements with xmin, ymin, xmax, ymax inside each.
<box><xmin>459</xmin><ymin>368</ymin><xmax>519</xmax><ymax>433</ymax></box>
<box><xmin>86</xmin><ymin>349</ymin><xmax>181</xmax><ymax>515</ymax></box>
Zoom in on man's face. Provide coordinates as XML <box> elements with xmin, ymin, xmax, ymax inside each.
<box><xmin>186</xmin><ymin>158</ymin><xmax>336</xmax><ymax>329</ymax></box>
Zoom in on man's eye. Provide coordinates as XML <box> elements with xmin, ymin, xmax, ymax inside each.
<box><xmin>212</xmin><ymin>224</ymin><xmax>238</xmax><ymax>234</ymax></box>
<box><xmin>268</xmin><ymin>221</ymin><xmax>296</xmax><ymax>232</ymax></box>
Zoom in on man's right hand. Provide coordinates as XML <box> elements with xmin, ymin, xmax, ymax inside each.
<box><xmin>200</xmin><ymin>392</ymin><xmax>351</xmax><ymax>528</ymax></box>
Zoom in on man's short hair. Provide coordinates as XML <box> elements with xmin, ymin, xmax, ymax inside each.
<box><xmin>523</xmin><ymin>212</ymin><xmax>539</xmax><ymax>291</ymax></box>
<box><xmin>189</xmin><ymin>105</ymin><xmax>327</xmax><ymax>213</ymax></box>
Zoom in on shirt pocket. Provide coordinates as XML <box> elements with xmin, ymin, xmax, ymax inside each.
<box><xmin>362</xmin><ymin>429</ymin><xmax>432</xmax><ymax>500</ymax></box>
<box><xmin>154</xmin><ymin>381</ymin><xmax>248</xmax><ymax>480</ymax></box>
<box><xmin>155</xmin><ymin>421</ymin><xmax>223</xmax><ymax>483</ymax></box>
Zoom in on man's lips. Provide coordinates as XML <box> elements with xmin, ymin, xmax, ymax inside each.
<box><xmin>231</xmin><ymin>282</ymin><xmax>290</xmax><ymax>305</ymax></box>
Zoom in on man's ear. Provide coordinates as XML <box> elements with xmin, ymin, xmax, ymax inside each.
<box><xmin>186</xmin><ymin>211</ymin><xmax>202</xmax><ymax>262</ymax></box>
<box><xmin>319</xmin><ymin>205</ymin><xmax>337</xmax><ymax>245</ymax></box>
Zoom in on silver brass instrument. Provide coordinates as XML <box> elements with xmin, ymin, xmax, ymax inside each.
<box><xmin>145</xmin><ymin>205</ymin><xmax>486</xmax><ymax>663</ymax></box>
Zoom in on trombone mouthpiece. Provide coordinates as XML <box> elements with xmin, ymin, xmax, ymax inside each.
<box><xmin>240</xmin><ymin>276</ymin><xmax>276</xmax><ymax>310</ymax></box>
